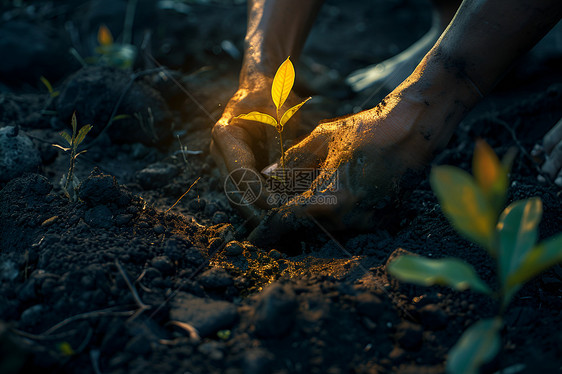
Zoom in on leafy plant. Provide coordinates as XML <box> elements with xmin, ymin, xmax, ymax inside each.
<box><xmin>94</xmin><ymin>24</ymin><xmax>137</xmax><ymax>69</ymax></box>
<box><xmin>236</xmin><ymin>57</ymin><xmax>310</xmax><ymax>173</ymax></box>
<box><xmin>52</xmin><ymin>113</ymin><xmax>93</xmax><ymax>201</ymax></box>
<box><xmin>387</xmin><ymin>140</ymin><xmax>562</xmax><ymax>374</ymax></box>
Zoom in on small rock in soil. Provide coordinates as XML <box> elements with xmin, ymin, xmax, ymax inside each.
<box><xmin>395</xmin><ymin>321</ymin><xmax>423</xmax><ymax>350</ymax></box>
<box><xmin>19</xmin><ymin>304</ymin><xmax>44</xmax><ymax>327</ymax></box>
<box><xmin>115</xmin><ymin>214</ymin><xmax>133</xmax><ymax>226</ymax></box>
<box><xmin>224</xmin><ymin>241</ymin><xmax>244</xmax><ymax>257</ymax></box>
<box><xmin>169</xmin><ymin>292</ymin><xmax>238</xmax><ymax>338</ymax></box>
<box><xmin>212</xmin><ymin>211</ymin><xmax>229</xmax><ymax>224</ymax></box>
<box><xmin>0</xmin><ymin>126</ymin><xmax>41</xmax><ymax>183</ymax></box>
<box><xmin>252</xmin><ymin>283</ymin><xmax>298</xmax><ymax>338</ymax></box>
<box><xmin>243</xmin><ymin>348</ymin><xmax>274</xmax><ymax>374</ymax></box>
<box><xmin>85</xmin><ymin>205</ymin><xmax>113</xmax><ymax>228</ymax></box>
<box><xmin>153</xmin><ymin>224</ymin><xmax>165</xmax><ymax>235</ymax></box>
<box><xmin>151</xmin><ymin>256</ymin><xmax>174</xmax><ymax>275</ymax></box>
<box><xmin>136</xmin><ymin>162</ymin><xmax>179</xmax><ymax>189</ymax></box>
<box><xmin>198</xmin><ymin>267</ymin><xmax>234</xmax><ymax>289</ymax></box>
<box><xmin>355</xmin><ymin>292</ymin><xmax>385</xmax><ymax>320</ymax></box>
<box><xmin>418</xmin><ymin>304</ymin><xmax>448</xmax><ymax>330</ymax></box>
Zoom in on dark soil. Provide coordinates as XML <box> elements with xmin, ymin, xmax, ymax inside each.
<box><xmin>1</xmin><ymin>1</ymin><xmax>561</xmax><ymax>373</ymax></box>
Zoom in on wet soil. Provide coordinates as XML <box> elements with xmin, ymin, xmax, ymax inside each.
<box><xmin>1</xmin><ymin>1</ymin><xmax>561</xmax><ymax>373</ymax></box>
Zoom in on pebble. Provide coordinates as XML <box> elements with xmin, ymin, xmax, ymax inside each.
<box><xmin>395</xmin><ymin>321</ymin><xmax>423</xmax><ymax>350</ymax></box>
<box><xmin>0</xmin><ymin>126</ymin><xmax>41</xmax><ymax>183</ymax></box>
<box><xmin>224</xmin><ymin>241</ymin><xmax>244</xmax><ymax>257</ymax></box>
<box><xmin>252</xmin><ymin>283</ymin><xmax>297</xmax><ymax>338</ymax></box>
<box><xmin>153</xmin><ymin>224</ymin><xmax>165</xmax><ymax>235</ymax></box>
<box><xmin>212</xmin><ymin>211</ymin><xmax>229</xmax><ymax>224</ymax></box>
<box><xmin>169</xmin><ymin>292</ymin><xmax>238</xmax><ymax>337</ymax></box>
<box><xmin>419</xmin><ymin>304</ymin><xmax>448</xmax><ymax>330</ymax></box>
<box><xmin>115</xmin><ymin>214</ymin><xmax>133</xmax><ymax>226</ymax></box>
<box><xmin>151</xmin><ymin>256</ymin><xmax>174</xmax><ymax>276</ymax></box>
<box><xmin>198</xmin><ymin>267</ymin><xmax>234</xmax><ymax>289</ymax></box>
<box><xmin>136</xmin><ymin>162</ymin><xmax>178</xmax><ymax>189</ymax></box>
<box><xmin>355</xmin><ymin>292</ymin><xmax>385</xmax><ymax>320</ymax></box>
<box><xmin>20</xmin><ymin>304</ymin><xmax>44</xmax><ymax>327</ymax></box>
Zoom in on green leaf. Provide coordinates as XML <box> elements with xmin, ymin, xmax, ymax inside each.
<box><xmin>430</xmin><ymin>166</ymin><xmax>496</xmax><ymax>253</ymax></box>
<box><xmin>271</xmin><ymin>57</ymin><xmax>295</xmax><ymax>114</ymax></box>
<box><xmin>57</xmin><ymin>342</ymin><xmax>75</xmax><ymax>356</ymax></box>
<box><xmin>75</xmin><ymin>124</ymin><xmax>93</xmax><ymax>146</ymax></box>
<box><xmin>446</xmin><ymin>318</ymin><xmax>502</xmax><ymax>374</ymax></box>
<box><xmin>40</xmin><ymin>76</ymin><xmax>54</xmax><ymax>94</ymax></box>
<box><xmin>74</xmin><ymin>150</ymin><xmax>88</xmax><ymax>159</ymax></box>
<box><xmin>236</xmin><ymin>111</ymin><xmax>278</xmax><ymax>128</ymax></box>
<box><xmin>59</xmin><ymin>131</ymin><xmax>72</xmax><ymax>146</ymax></box>
<box><xmin>71</xmin><ymin>112</ymin><xmax>78</xmax><ymax>136</ymax></box>
<box><xmin>52</xmin><ymin>144</ymin><xmax>70</xmax><ymax>152</ymax></box>
<box><xmin>280</xmin><ymin>97</ymin><xmax>311</xmax><ymax>127</ymax></box>
<box><xmin>387</xmin><ymin>255</ymin><xmax>492</xmax><ymax>295</ymax></box>
<box><xmin>497</xmin><ymin>198</ymin><xmax>542</xmax><ymax>287</ymax></box>
<box><xmin>472</xmin><ymin>140</ymin><xmax>509</xmax><ymax>215</ymax></box>
<box><xmin>507</xmin><ymin>232</ymin><xmax>562</xmax><ymax>288</ymax></box>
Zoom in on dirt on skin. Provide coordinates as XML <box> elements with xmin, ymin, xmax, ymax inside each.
<box><xmin>1</xmin><ymin>1</ymin><xmax>562</xmax><ymax>373</ymax></box>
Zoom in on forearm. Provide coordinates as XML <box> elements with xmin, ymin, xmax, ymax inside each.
<box><xmin>433</xmin><ymin>0</ymin><xmax>562</xmax><ymax>94</ymax></box>
<box><xmin>240</xmin><ymin>0</ymin><xmax>324</xmax><ymax>86</ymax></box>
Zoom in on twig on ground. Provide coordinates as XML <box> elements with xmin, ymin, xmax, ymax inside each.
<box><xmin>115</xmin><ymin>259</ymin><xmax>151</xmax><ymax>321</ymax></box>
<box><xmin>165</xmin><ymin>177</ymin><xmax>201</xmax><ymax>213</ymax></box>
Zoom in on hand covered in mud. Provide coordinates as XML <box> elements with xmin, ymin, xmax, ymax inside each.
<box><xmin>249</xmin><ymin>86</ymin><xmax>458</xmax><ymax>245</ymax></box>
<box><xmin>532</xmin><ymin>117</ymin><xmax>562</xmax><ymax>187</ymax></box>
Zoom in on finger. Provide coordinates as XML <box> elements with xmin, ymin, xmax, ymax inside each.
<box><xmin>211</xmin><ymin>119</ymin><xmax>274</xmax><ymax>211</ymax></box>
<box><xmin>543</xmin><ymin>117</ymin><xmax>562</xmax><ymax>155</ymax></box>
<box><xmin>540</xmin><ymin>141</ymin><xmax>562</xmax><ymax>180</ymax></box>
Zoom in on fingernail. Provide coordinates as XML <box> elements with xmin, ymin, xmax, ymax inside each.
<box><xmin>537</xmin><ymin>175</ymin><xmax>546</xmax><ymax>183</ymax></box>
<box><xmin>261</xmin><ymin>162</ymin><xmax>279</xmax><ymax>177</ymax></box>
<box><xmin>531</xmin><ymin>144</ymin><xmax>542</xmax><ymax>156</ymax></box>
<box><xmin>555</xmin><ymin>177</ymin><xmax>562</xmax><ymax>187</ymax></box>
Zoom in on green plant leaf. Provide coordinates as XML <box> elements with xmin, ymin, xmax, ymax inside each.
<box><xmin>446</xmin><ymin>318</ymin><xmax>502</xmax><ymax>374</ymax></box>
<box><xmin>236</xmin><ymin>111</ymin><xmax>278</xmax><ymax>128</ymax></box>
<box><xmin>40</xmin><ymin>76</ymin><xmax>54</xmax><ymax>94</ymax></box>
<box><xmin>271</xmin><ymin>57</ymin><xmax>294</xmax><ymax>113</ymax></box>
<box><xmin>280</xmin><ymin>97</ymin><xmax>311</xmax><ymax>127</ymax></box>
<box><xmin>430</xmin><ymin>166</ymin><xmax>496</xmax><ymax>253</ymax></box>
<box><xmin>75</xmin><ymin>124</ymin><xmax>93</xmax><ymax>146</ymax></box>
<box><xmin>506</xmin><ymin>232</ymin><xmax>562</xmax><ymax>288</ymax></box>
<box><xmin>74</xmin><ymin>150</ymin><xmax>88</xmax><ymax>159</ymax></box>
<box><xmin>52</xmin><ymin>144</ymin><xmax>70</xmax><ymax>152</ymax></box>
<box><xmin>59</xmin><ymin>131</ymin><xmax>72</xmax><ymax>146</ymax></box>
<box><xmin>497</xmin><ymin>198</ymin><xmax>542</xmax><ymax>286</ymax></box>
<box><xmin>387</xmin><ymin>255</ymin><xmax>492</xmax><ymax>294</ymax></box>
<box><xmin>472</xmin><ymin>139</ymin><xmax>509</xmax><ymax>215</ymax></box>
<box><xmin>71</xmin><ymin>112</ymin><xmax>78</xmax><ymax>136</ymax></box>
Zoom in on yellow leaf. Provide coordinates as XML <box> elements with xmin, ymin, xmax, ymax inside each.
<box><xmin>98</xmin><ymin>24</ymin><xmax>113</xmax><ymax>46</ymax></box>
<box><xmin>280</xmin><ymin>97</ymin><xmax>311</xmax><ymax>127</ymax></box>
<box><xmin>236</xmin><ymin>111</ymin><xmax>278</xmax><ymax>128</ymax></box>
<box><xmin>271</xmin><ymin>57</ymin><xmax>295</xmax><ymax>114</ymax></box>
<box><xmin>472</xmin><ymin>139</ymin><xmax>509</xmax><ymax>215</ymax></box>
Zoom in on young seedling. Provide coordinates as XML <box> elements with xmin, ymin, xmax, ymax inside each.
<box><xmin>94</xmin><ymin>24</ymin><xmax>137</xmax><ymax>69</ymax></box>
<box><xmin>52</xmin><ymin>113</ymin><xmax>93</xmax><ymax>201</ymax></box>
<box><xmin>387</xmin><ymin>140</ymin><xmax>562</xmax><ymax>374</ymax></box>
<box><xmin>39</xmin><ymin>76</ymin><xmax>59</xmax><ymax>98</ymax></box>
<box><xmin>236</xmin><ymin>57</ymin><xmax>311</xmax><ymax>175</ymax></box>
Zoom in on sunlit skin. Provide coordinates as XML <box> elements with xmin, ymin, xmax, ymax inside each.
<box><xmin>211</xmin><ymin>0</ymin><xmax>562</xmax><ymax>238</ymax></box>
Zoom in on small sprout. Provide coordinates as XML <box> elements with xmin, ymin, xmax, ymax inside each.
<box><xmin>40</xmin><ymin>76</ymin><xmax>59</xmax><ymax>98</ymax></box>
<box><xmin>387</xmin><ymin>140</ymin><xmax>562</xmax><ymax>374</ymax></box>
<box><xmin>52</xmin><ymin>112</ymin><xmax>93</xmax><ymax>201</ymax></box>
<box><xmin>236</xmin><ymin>57</ymin><xmax>311</xmax><ymax>174</ymax></box>
<box><xmin>57</xmin><ymin>341</ymin><xmax>75</xmax><ymax>356</ymax></box>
